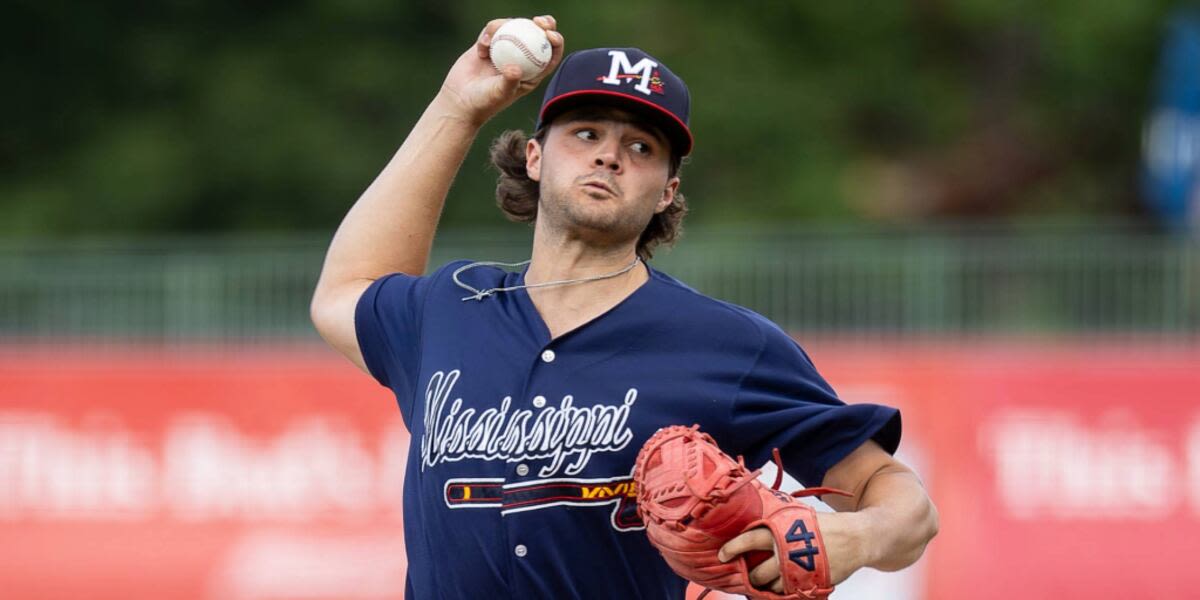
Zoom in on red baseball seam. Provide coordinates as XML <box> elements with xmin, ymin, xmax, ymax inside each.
<box><xmin>493</xmin><ymin>34</ymin><xmax>548</xmax><ymax>68</ymax></box>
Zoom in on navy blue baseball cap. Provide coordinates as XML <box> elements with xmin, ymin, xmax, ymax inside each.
<box><xmin>536</xmin><ymin>48</ymin><xmax>693</xmax><ymax>156</ymax></box>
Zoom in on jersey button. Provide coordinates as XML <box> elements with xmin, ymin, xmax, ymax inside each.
<box><xmin>532</xmin><ymin>396</ymin><xmax>546</xmax><ymax>408</ymax></box>
<box><xmin>541</xmin><ymin>349</ymin><xmax>556</xmax><ymax>363</ymax></box>
<box><xmin>514</xmin><ymin>544</ymin><xmax>528</xmax><ymax>558</ymax></box>
<box><xmin>516</xmin><ymin>464</ymin><xmax>530</xmax><ymax>476</ymax></box>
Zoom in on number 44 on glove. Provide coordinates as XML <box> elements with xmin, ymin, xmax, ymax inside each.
<box><xmin>633</xmin><ymin>425</ymin><xmax>852</xmax><ymax>600</ymax></box>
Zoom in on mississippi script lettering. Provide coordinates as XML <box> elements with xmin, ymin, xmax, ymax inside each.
<box><xmin>420</xmin><ymin>370</ymin><xmax>637</xmax><ymax>477</ymax></box>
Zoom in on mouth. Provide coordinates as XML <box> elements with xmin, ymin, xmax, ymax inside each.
<box><xmin>580</xmin><ymin>180</ymin><xmax>617</xmax><ymax>197</ymax></box>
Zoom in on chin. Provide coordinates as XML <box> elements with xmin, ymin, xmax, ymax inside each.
<box><xmin>542</xmin><ymin>192</ymin><xmax>648</xmax><ymax>240</ymax></box>
<box><xmin>569</xmin><ymin>213</ymin><xmax>648</xmax><ymax>244</ymax></box>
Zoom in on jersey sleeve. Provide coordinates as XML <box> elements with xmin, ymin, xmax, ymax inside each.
<box><xmin>354</xmin><ymin>271</ymin><xmax>436</xmax><ymax>421</ymax></box>
<box><xmin>727</xmin><ymin>322</ymin><xmax>901</xmax><ymax>488</ymax></box>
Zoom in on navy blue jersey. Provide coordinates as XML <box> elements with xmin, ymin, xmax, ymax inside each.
<box><xmin>355</xmin><ymin>260</ymin><xmax>901</xmax><ymax>600</ymax></box>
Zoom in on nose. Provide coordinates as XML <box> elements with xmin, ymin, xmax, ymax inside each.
<box><xmin>592</xmin><ymin>139</ymin><xmax>623</xmax><ymax>173</ymax></box>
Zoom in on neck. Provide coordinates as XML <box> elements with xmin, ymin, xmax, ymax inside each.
<box><xmin>525</xmin><ymin>222</ymin><xmax>648</xmax><ymax>305</ymax></box>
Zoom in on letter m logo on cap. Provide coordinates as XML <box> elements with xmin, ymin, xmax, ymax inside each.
<box><xmin>601</xmin><ymin>50</ymin><xmax>658</xmax><ymax>96</ymax></box>
<box><xmin>536</xmin><ymin>47</ymin><xmax>692</xmax><ymax>154</ymax></box>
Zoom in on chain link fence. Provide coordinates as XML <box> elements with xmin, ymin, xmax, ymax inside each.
<box><xmin>1</xmin><ymin>225</ymin><xmax>1196</xmax><ymax>345</ymax></box>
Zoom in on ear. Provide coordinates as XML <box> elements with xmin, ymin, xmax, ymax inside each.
<box><xmin>654</xmin><ymin>176</ymin><xmax>681</xmax><ymax>214</ymax></box>
<box><xmin>526</xmin><ymin>137</ymin><xmax>543</xmax><ymax>182</ymax></box>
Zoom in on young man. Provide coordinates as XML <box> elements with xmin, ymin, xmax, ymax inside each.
<box><xmin>311</xmin><ymin>16</ymin><xmax>937</xmax><ymax>599</ymax></box>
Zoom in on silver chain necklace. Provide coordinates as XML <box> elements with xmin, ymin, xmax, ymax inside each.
<box><xmin>452</xmin><ymin>256</ymin><xmax>642</xmax><ymax>302</ymax></box>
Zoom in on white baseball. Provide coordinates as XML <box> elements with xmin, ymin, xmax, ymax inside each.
<box><xmin>489</xmin><ymin>18</ymin><xmax>552</xmax><ymax>81</ymax></box>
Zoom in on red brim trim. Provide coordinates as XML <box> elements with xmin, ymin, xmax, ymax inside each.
<box><xmin>539</xmin><ymin>90</ymin><xmax>693</xmax><ymax>156</ymax></box>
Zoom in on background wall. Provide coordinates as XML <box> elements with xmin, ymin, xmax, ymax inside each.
<box><xmin>4</xmin><ymin>343</ymin><xmax>1198</xmax><ymax>599</ymax></box>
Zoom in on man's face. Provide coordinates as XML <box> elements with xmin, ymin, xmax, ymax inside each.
<box><xmin>526</xmin><ymin>107</ymin><xmax>680</xmax><ymax>247</ymax></box>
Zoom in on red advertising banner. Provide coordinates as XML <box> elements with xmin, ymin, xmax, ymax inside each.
<box><xmin>811</xmin><ymin>342</ymin><xmax>1200</xmax><ymax>600</ymax></box>
<box><xmin>2</xmin><ymin>343</ymin><xmax>1198</xmax><ymax>599</ymax></box>
<box><xmin>0</xmin><ymin>349</ymin><xmax>408</xmax><ymax>600</ymax></box>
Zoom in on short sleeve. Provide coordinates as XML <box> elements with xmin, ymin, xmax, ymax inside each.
<box><xmin>355</xmin><ymin>272</ymin><xmax>434</xmax><ymax>421</ymax></box>
<box><xmin>728</xmin><ymin>323</ymin><xmax>901</xmax><ymax>488</ymax></box>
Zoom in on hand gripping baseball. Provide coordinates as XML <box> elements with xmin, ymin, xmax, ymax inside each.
<box><xmin>438</xmin><ymin>16</ymin><xmax>565</xmax><ymax>126</ymax></box>
<box><xmin>633</xmin><ymin>425</ymin><xmax>852</xmax><ymax>600</ymax></box>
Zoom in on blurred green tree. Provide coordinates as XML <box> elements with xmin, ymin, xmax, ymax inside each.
<box><xmin>0</xmin><ymin>0</ymin><xmax>1180</xmax><ymax>237</ymax></box>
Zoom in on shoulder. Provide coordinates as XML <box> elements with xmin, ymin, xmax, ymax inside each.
<box><xmin>363</xmin><ymin>259</ymin><xmax>521</xmax><ymax>321</ymax></box>
<box><xmin>427</xmin><ymin>259</ymin><xmax>491</xmax><ymax>284</ymax></box>
<box><xmin>646</xmin><ymin>267</ymin><xmax>793</xmax><ymax>355</ymax></box>
<box><xmin>399</xmin><ymin>258</ymin><xmax>513</xmax><ymax>298</ymax></box>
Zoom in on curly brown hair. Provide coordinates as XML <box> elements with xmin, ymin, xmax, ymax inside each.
<box><xmin>488</xmin><ymin>122</ymin><xmax>688</xmax><ymax>260</ymax></box>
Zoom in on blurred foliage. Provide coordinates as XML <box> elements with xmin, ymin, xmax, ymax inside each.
<box><xmin>0</xmin><ymin>0</ymin><xmax>1183</xmax><ymax>236</ymax></box>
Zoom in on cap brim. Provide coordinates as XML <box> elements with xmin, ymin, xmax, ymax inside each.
<box><xmin>538</xmin><ymin>90</ymin><xmax>694</xmax><ymax>156</ymax></box>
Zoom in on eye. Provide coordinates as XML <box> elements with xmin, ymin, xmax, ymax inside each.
<box><xmin>630</xmin><ymin>141</ymin><xmax>653</xmax><ymax>155</ymax></box>
<box><xmin>574</xmin><ymin>129</ymin><xmax>598</xmax><ymax>141</ymax></box>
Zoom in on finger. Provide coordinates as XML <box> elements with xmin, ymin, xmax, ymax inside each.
<box><xmin>772</xmin><ymin>578</ymin><xmax>785</xmax><ymax>594</ymax></box>
<box><xmin>541</xmin><ymin>29</ymin><xmax>565</xmax><ymax>73</ymax></box>
<box><xmin>475</xmin><ymin>18</ymin><xmax>511</xmax><ymax>59</ymax></box>
<box><xmin>500</xmin><ymin>65</ymin><xmax>523</xmax><ymax>82</ymax></box>
<box><xmin>748</xmin><ymin>555</ymin><xmax>780</xmax><ymax>587</ymax></box>
<box><xmin>537</xmin><ymin>15</ymin><xmax>564</xmax><ymax>68</ymax></box>
<box><xmin>545</xmin><ymin>28</ymin><xmax>564</xmax><ymax>49</ymax></box>
<box><xmin>717</xmin><ymin>528</ymin><xmax>774</xmax><ymax>562</ymax></box>
<box><xmin>493</xmin><ymin>65</ymin><xmax>523</xmax><ymax>95</ymax></box>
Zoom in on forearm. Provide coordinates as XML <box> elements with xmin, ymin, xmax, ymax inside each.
<box><xmin>851</xmin><ymin>466</ymin><xmax>939</xmax><ymax>572</ymax></box>
<box><xmin>316</xmin><ymin>91</ymin><xmax>481</xmax><ymax>290</ymax></box>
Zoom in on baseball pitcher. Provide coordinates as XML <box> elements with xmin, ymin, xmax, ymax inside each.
<box><xmin>311</xmin><ymin>15</ymin><xmax>938</xmax><ymax>599</ymax></box>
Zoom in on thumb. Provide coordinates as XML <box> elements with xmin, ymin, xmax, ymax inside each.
<box><xmin>492</xmin><ymin>65</ymin><xmax>523</xmax><ymax>97</ymax></box>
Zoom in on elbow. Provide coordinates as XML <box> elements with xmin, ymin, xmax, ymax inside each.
<box><xmin>907</xmin><ymin>498</ymin><xmax>940</xmax><ymax>566</ymax></box>
<box><xmin>308</xmin><ymin>277</ymin><xmax>375</xmax><ymax>353</ymax></box>
<box><xmin>309</xmin><ymin>285</ymin><xmax>324</xmax><ymax>328</ymax></box>
<box><xmin>921</xmin><ymin>500</ymin><xmax>940</xmax><ymax>548</ymax></box>
<box><xmin>927</xmin><ymin>500</ymin><xmax>940</xmax><ymax>544</ymax></box>
<box><xmin>875</xmin><ymin>496</ymin><xmax>940</xmax><ymax>572</ymax></box>
<box><xmin>309</xmin><ymin>285</ymin><xmax>338</xmax><ymax>340</ymax></box>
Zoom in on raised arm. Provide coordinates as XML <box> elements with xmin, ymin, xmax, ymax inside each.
<box><xmin>310</xmin><ymin>16</ymin><xmax>564</xmax><ymax>370</ymax></box>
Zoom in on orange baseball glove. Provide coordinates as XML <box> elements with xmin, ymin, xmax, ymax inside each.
<box><xmin>633</xmin><ymin>425</ymin><xmax>850</xmax><ymax>600</ymax></box>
